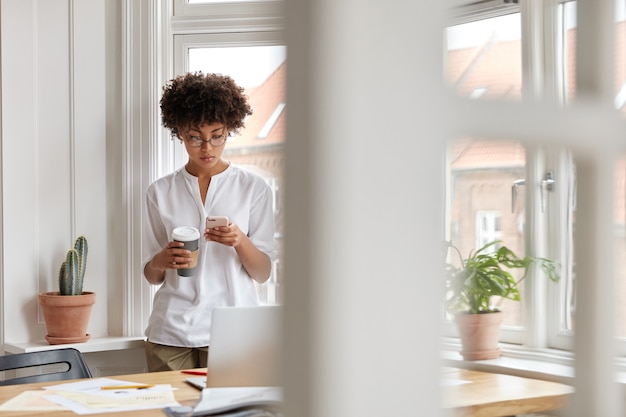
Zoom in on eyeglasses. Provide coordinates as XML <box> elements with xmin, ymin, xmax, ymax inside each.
<box><xmin>179</xmin><ymin>131</ymin><xmax>228</xmax><ymax>148</ymax></box>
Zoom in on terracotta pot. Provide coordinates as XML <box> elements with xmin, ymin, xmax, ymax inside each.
<box><xmin>455</xmin><ymin>311</ymin><xmax>503</xmax><ymax>360</ymax></box>
<box><xmin>38</xmin><ymin>291</ymin><xmax>95</xmax><ymax>345</ymax></box>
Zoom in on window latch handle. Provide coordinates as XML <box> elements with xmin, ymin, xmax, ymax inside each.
<box><xmin>512</xmin><ymin>179</ymin><xmax>526</xmax><ymax>213</ymax></box>
<box><xmin>540</xmin><ymin>171</ymin><xmax>555</xmax><ymax>212</ymax></box>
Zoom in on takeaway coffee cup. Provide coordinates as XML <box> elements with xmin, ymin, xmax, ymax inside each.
<box><xmin>172</xmin><ymin>226</ymin><xmax>200</xmax><ymax>277</ymax></box>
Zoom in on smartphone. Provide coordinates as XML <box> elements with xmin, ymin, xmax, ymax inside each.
<box><xmin>206</xmin><ymin>216</ymin><xmax>229</xmax><ymax>228</ymax></box>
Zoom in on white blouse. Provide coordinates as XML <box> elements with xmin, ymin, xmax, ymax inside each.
<box><xmin>142</xmin><ymin>163</ymin><xmax>278</xmax><ymax>347</ymax></box>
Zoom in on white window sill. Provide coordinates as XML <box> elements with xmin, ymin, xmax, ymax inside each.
<box><xmin>442</xmin><ymin>338</ymin><xmax>626</xmax><ymax>386</ymax></box>
<box><xmin>2</xmin><ymin>336</ymin><xmax>146</xmax><ymax>354</ymax></box>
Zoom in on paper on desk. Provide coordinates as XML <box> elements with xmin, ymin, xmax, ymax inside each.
<box><xmin>43</xmin><ymin>377</ymin><xmax>175</xmax><ymax>393</ymax></box>
<box><xmin>40</xmin><ymin>378</ymin><xmax>180</xmax><ymax>414</ymax></box>
<box><xmin>164</xmin><ymin>387</ymin><xmax>282</xmax><ymax>417</ymax></box>
<box><xmin>45</xmin><ymin>390</ymin><xmax>179</xmax><ymax>415</ymax></box>
<box><xmin>0</xmin><ymin>390</ymin><xmax>67</xmax><ymax>411</ymax></box>
<box><xmin>190</xmin><ymin>386</ymin><xmax>282</xmax><ymax>416</ymax></box>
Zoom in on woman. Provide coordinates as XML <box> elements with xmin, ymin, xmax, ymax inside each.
<box><xmin>142</xmin><ymin>72</ymin><xmax>277</xmax><ymax>371</ymax></box>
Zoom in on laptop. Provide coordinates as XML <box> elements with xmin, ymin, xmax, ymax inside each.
<box><xmin>186</xmin><ymin>305</ymin><xmax>282</xmax><ymax>389</ymax></box>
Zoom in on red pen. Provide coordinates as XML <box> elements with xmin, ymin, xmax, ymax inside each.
<box><xmin>181</xmin><ymin>369</ymin><xmax>207</xmax><ymax>375</ymax></box>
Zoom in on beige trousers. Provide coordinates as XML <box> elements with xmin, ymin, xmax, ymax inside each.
<box><xmin>145</xmin><ymin>340</ymin><xmax>209</xmax><ymax>372</ymax></box>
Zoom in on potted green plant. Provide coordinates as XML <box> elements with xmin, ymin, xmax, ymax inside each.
<box><xmin>38</xmin><ymin>236</ymin><xmax>95</xmax><ymax>345</ymax></box>
<box><xmin>444</xmin><ymin>240</ymin><xmax>560</xmax><ymax>360</ymax></box>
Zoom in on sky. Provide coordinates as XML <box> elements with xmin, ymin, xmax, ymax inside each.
<box><xmin>446</xmin><ymin>13</ymin><xmax>521</xmax><ymax>51</ymax></box>
<box><xmin>189</xmin><ymin>45</ymin><xmax>286</xmax><ymax>88</ymax></box>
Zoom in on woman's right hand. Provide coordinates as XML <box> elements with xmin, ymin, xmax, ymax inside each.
<box><xmin>144</xmin><ymin>241</ymin><xmax>192</xmax><ymax>284</ymax></box>
<box><xmin>153</xmin><ymin>241</ymin><xmax>193</xmax><ymax>271</ymax></box>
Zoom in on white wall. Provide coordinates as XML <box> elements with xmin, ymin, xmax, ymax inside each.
<box><xmin>0</xmin><ymin>0</ymin><xmax>110</xmax><ymax>345</ymax></box>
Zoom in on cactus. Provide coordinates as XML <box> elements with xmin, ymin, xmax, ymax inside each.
<box><xmin>59</xmin><ymin>235</ymin><xmax>88</xmax><ymax>295</ymax></box>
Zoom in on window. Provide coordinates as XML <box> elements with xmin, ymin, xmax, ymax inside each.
<box><xmin>444</xmin><ymin>1</ymin><xmax>551</xmax><ymax>348</ymax></box>
<box><xmin>612</xmin><ymin>1</ymin><xmax>626</xmax><ymax>343</ymax></box>
<box><xmin>167</xmin><ymin>5</ymin><xmax>286</xmax><ymax>306</ymax></box>
<box><xmin>446</xmin><ymin>12</ymin><xmax>522</xmax><ymax>101</ymax></box>
<box><xmin>123</xmin><ymin>0</ymin><xmax>286</xmax><ymax>334</ymax></box>
<box><xmin>445</xmin><ymin>8</ymin><xmax>530</xmax><ymax>341</ymax></box>
<box><xmin>445</xmin><ymin>0</ymin><xmax>626</xmax><ymax>356</ymax></box>
<box><xmin>476</xmin><ymin>211</ymin><xmax>503</xmax><ymax>249</ymax></box>
<box><xmin>616</xmin><ymin>0</ymin><xmax>626</xmax><ymax>109</ymax></box>
<box><xmin>554</xmin><ymin>0</ymin><xmax>626</xmax><ymax>348</ymax></box>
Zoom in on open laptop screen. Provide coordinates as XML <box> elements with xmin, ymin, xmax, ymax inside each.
<box><xmin>204</xmin><ymin>305</ymin><xmax>282</xmax><ymax>388</ymax></box>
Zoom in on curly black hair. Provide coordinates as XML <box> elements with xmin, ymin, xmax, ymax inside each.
<box><xmin>160</xmin><ymin>72</ymin><xmax>253</xmax><ymax>136</ymax></box>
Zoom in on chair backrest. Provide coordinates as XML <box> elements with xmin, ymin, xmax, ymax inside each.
<box><xmin>0</xmin><ymin>348</ymin><xmax>92</xmax><ymax>386</ymax></box>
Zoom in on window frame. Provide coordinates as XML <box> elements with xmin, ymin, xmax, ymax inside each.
<box><xmin>444</xmin><ymin>0</ymin><xmax>578</xmax><ymax>351</ymax></box>
<box><xmin>449</xmin><ymin>0</ymin><xmax>626</xmax><ymax>359</ymax></box>
<box><xmin>172</xmin><ymin>0</ymin><xmax>283</xmax><ymax>20</ymax></box>
<box><xmin>475</xmin><ymin>210</ymin><xmax>503</xmax><ymax>249</ymax></box>
<box><xmin>122</xmin><ymin>0</ymin><xmax>285</xmax><ymax>335</ymax></box>
<box><xmin>167</xmin><ymin>32</ymin><xmax>285</xmax><ymax>173</ymax></box>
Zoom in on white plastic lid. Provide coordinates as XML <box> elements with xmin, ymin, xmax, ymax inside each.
<box><xmin>172</xmin><ymin>226</ymin><xmax>200</xmax><ymax>241</ymax></box>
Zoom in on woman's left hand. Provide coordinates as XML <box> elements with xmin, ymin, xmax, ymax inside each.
<box><xmin>205</xmin><ymin>222</ymin><xmax>244</xmax><ymax>247</ymax></box>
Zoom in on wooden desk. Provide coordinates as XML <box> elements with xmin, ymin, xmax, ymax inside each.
<box><xmin>0</xmin><ymin>366</ymin><xmax>572</xmax><ymax>416</ymax></box>
<box><xmin>442</xmin><ymin>367</ymin><xmax>574</xmax><ymax>417</ymax></box>
<box><xmin>0</xmin><ymin>369</ymin><xmax>202</xmax><ymax>416</ymax></box>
